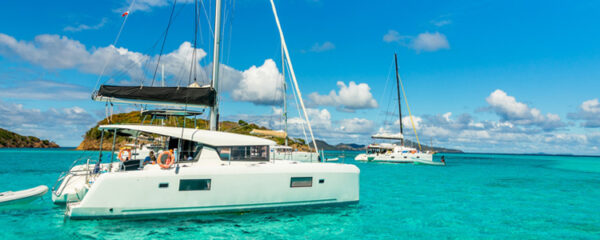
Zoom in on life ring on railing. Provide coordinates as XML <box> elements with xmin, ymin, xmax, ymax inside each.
<box><xmin>410</xmin><ymin>150</ymin><xmax>417</xmax><ymax>154</ymax></box>
<box><xmin>118</xmin><ymin>148</ymin><xmax>132</xmax><ymax>162</ymax></box>
<box><xmin>157</xmin><ymin>151</ymin><xmax>175</xmax><ymax>169</ymax></box>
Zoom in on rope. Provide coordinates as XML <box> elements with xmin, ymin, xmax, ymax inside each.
<box><xmin>287</xmin><ymin>68</ymin><xmax>308</xmax><ymax>145</ymax></box>
<box><xmin>93</xmin><ymin>0</ymin><xmax>137</xmax><ymax>92</ymax></box>
<box><xmin>150</xmin><ymin>0</ymin><xmax>178</xmax><ymax>87</ymax></box>
<box><xmin>397</xmin><ymin>72</ymin><xmax>422</xmax><ymax>151</ymax></box>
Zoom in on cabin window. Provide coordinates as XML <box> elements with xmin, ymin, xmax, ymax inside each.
<box><xmin>217</xmin><ymin>146</ymin><xmax>269</xmax><ymax>162</ymax></box>
<box><xmin>290</xmin><ymin>177</ymin><xmax>313</xmax><ymax>188</ymax></box>
<box><xmin>179</xmin><ymin>179</ymin><xmax>211</xmax><ymax>191</ymax></box>
<box><xmin>167</xmin><ymin>138</ymin><xmax>202</xmax><ymax>162</ymax></box>
<box><xmin>159</xmin><ymin>183</ymin><xmax>169</xmax><ymax>188</ymax></box>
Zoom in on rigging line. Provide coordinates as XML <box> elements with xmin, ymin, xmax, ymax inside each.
<box><xmin>270</xmin><ymin>0</ymin><xmax>319</xmax><ymax>154</ymax></box>
<box><xmin>200</xmin><ymin>0</ymin><xmax>215</xmax><ymax>37</ymax></box>
<box><xmin>379</xmin><ymin>58</ymin><xmax>394</xmax><ymax>132</ymax></box>
<box><xmin>107</xmin><ymin>2</ymin><xmax>187</xmax><ymax>85</ymax></box>
<box><xmin>397</xmin><ymin>69</ymin><xmax>422</xmax><ymax>151</ymax></box>
<box><xmin>93</xmin><ymin>0</ymin><xmax>137</xmax><ymax>92</ymax></box>
<box><xmin>149</xmin><ymin>0</ymin><xmax>178</xmax><ymax>87</ymax></box>
<box><xmin>226</xmin><ymin>0</ymin><xmax>235</xmax><ymax>68</ymax></box>
<box><xmin>287</xmin><ymin>66</ymin><xmax>308</xmax><ymax>145</ymax></box>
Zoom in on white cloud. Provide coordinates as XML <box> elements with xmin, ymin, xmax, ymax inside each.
<box><xmin>0</xmin><ymin>80</ymin><xmax>89</xmax><ymax>100</ymax></box>
<box><xmin>0</xmin><ymin>100</ymin><xmax>97</xmax><ymax>146</ymax></box>
<box><xmin>383</xmin><ymin>30</ymin><xmax>402</xmax><ymax>43</ymax></box>
<box><xmin>64</xmin><ymin>18</ymin><xmax>108</xmax><ymax>32</ymax></box>
<box><xmin>0</xmin><ymin>33</ymin><xmax>149</xmax><ymax>80</ymax></box>
<box><xmin>383</xmin><ymin>30</ymin><xmax>450</xmax><ymax>52</ymax></box>
<box><xmin>412</xmin><ymin>32</ymin><xmax>450</xmax><ymax>52</ymax></box>
<box><xmin>308</xmin><ymin>81</ymin><xmax>378</xmax><ymax>112</ymax></box>
<box><xmin>486</xmin><ymin>89</ymin><xmax>565</xmax><ymax>131</ymax></box>
<box><xmin>376</xmin><ymin>111</ymin><xmax>599</xmax><ymax>154</ymax></box>
<box><xmin>0</xmin><ymin>33</ymin><xmax>291</xmax><ymax>106</ymax></box>
<box><xmin>568</xmin><ymin>98</ymin><xmax>600</xmax><ymax>128</ymax></box>
<box><xmin>309</xmin><ymin>41</ymin><xmax>335</xmax><ymax>52</ymax></box>
<box><xmin>231</xmin><ymin>59</ymin><xmax>284</xmax><ymax>105</ymax></box>
<box><xmin>338</xmin><ymin>118</ymin><xmax>374</xmax><ymax>134</ymax></box>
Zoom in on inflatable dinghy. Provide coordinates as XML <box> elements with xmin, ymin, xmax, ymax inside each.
<box><xmin>0</xmin><ymin>185</ymin><xmax>48</xmax><ymax>205</ymax></box>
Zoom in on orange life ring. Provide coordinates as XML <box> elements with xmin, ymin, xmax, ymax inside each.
<box><xmin>410</xmin><ymin>150</ymin><xmax>417</xmax><ymax>154</ymax></box>
<box><xmin>118</xmin><ymin>148</ymin><xmax>132</xmax><ymax>162</ymax></box>
<box><xmin>157</xmin><ymin>151</ymin><xmax>175</xmax><ymax>169</ymax></box>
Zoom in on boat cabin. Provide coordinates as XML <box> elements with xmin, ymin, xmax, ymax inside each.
<box><xmin>97</xmin><ymin>124</ymin><xmax>276</xmax><ymax>171</ymax></box>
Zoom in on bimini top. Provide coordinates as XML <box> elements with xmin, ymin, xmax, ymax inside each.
<box><xmin>94</xmin><ymin>85</ymin><xmax>216</xmax><ymax>108</ymax></box>
<box><xmin>371</xmin><ymin>133</ymin><xmax>404</xmax><ymax>140</ymax></box>
<box><xmin>99</xmin><ymin>124</ymin><xmax>276</xmax><ymax>147</ymax></box>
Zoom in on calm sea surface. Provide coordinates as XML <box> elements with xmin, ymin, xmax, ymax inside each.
<box><xmin>0</xmin><ymin>149</ymin><xmax>599</xmax><ymax>239</ymax></box>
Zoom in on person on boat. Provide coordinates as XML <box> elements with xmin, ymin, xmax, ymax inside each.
<box><xmin>143</xmin><ymin>151</ymin><xmax>156</xmax><ymax>165</ymax></box>
<box><xmin>441</xmin><ymin>156</ymin><xmax>446</xmax><ymax>164</ymax></box>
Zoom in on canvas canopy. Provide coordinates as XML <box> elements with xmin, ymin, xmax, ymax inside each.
<box><xmin>95</xmin><ymin>85</ymin><xmax>216</xmax><ymax>107</ymax></box>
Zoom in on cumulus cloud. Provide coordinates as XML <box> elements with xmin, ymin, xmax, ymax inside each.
<box><xmin>568</xmin><ymin>99</ymin><xmax>600</xmax><ymax>128</ymax></box>
<box><xmin>377</xmin><ymin>111</ymin><xmax>599</xmax><ymax>154</ymax></box>
<box><xmin>0</xmin><ymin>33</ymin><xmax>290</xmax><ymax>105</ymax></box>
<box><xmin>412</xmin><ymin>32</ymin><xmax>450</xmax><ymax>52</ymax></box>
<box><xmin>383</xmin><ymin>30</ymin><xmax>402</xmax><ymax>43</ymax></box>
<box><xmin>486</xmin><ymin>89</ymin><xmax>565</xmax><ymax>131</ymax></box>
<box><xmin>0</xmin><ymin>80</ymin><xmax>89</xmax><ymax>100</ymax></box>
<box><xmin>383</xmin><ymin>30</ymin><xmax>450</xmax><ymax>52</ymax></box>
<box><xmin>231</xmin><ymin>59</ymin><xmax>285</xmax><ymax>105</ymax></box>
<box><xmin>309</xmin><ymin>41</ymin><xmax>335</xmax><ymax>52</ymax></box>
<box><xmin>0</xmin><ymin>33</ymin><xmax>149</xmax><ymax>80</ymax></box>
<box><xmin>308</xmin><ymin>81</ymin><xmax>378</xmax><ymax>112</ymax></box>
<box><xmin>339</xmin><ymin>118</ymin><xmax>375</xmax><ymax>134</ymax></box>
<box><xmin>0</xmin><ymin>100</ymin><xmax>97</xmax><ymax>146</ymax></box>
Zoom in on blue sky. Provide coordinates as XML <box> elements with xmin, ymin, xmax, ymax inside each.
<box><xmin>0</xmin><ymin>0</ymin><xmax>599</xmax><ymax>154</ymax></box>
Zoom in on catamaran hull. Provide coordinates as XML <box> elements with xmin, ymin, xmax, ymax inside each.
<box><xmin>66</xmin><ymin>163</ymin><xmax>359</xmax><ymax>219</ymax></box>
<box><xmin>52</xmin><ymin>163</ymin><xmax>118</xmax><ymax>204</ymax></box>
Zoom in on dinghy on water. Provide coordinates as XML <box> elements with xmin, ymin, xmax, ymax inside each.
<box><xmin>0</xmin><ymin>185</ymin><xmax>48</xmax><ymax>206</ymax></box>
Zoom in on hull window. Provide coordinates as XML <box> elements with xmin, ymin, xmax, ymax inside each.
<box><xmin>179</xmin><ymin>179</ymin><xmax>211</xmax><ymax>191</ymax></box>
<box><xmin>159</xmin><ymin>183</ymin><xmax>169</xmax><ymax>188</ymax></box>
<box><xmin>290</xmin><ymin>177</ymin><xmax>313</xmax><ymax>188</ymax></box>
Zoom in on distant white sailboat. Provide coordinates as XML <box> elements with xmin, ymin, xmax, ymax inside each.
<box><xmin>355</xmin><ymin>53</ymin><xmax>441</xmax><ymax>165</ymax></box>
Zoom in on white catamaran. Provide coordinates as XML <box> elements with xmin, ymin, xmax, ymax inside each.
<box><xmin>52</xmin><ymin>0</ymin><xmax>359</xmax><ymax>219</ymax></box>
<box><xmin>355</xmin><ymin>54</ymin><xmax>441</xmax><ymax>165</ymax></box>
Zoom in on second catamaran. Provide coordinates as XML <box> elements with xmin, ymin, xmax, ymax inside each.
<box><xmin>355</xmin><ymin>53</ymin><xmax>440</xmax><ymax>165</ymax></box>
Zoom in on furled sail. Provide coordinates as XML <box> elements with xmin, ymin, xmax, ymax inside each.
<box><xmin>94</xmin><ymin>85</ymin><xmax>216</xmax><ymax>107</ymax></box>
<box><xmin>371</xmin><ymin>133</ymin><xmax>404</xmax><ymax>140</ymax></box>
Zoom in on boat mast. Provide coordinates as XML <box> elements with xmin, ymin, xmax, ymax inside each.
<box><xmin>209</xmin><ymin>0</ymin><xmax>223</xmax><ymax>131</ymax></box>
<box><xmin>270</xmin><ymin>0</ymin><xmax>319</xmax><ymax>154</ymax></box>
<box><xmin>394</xmin><ymin>53</ymin><xmax>404</xmax><ymax>146</ymax></box>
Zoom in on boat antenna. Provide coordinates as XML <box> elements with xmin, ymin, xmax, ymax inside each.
<box><xmin>394</xmin><ymin>53</ymin><xmax>404</xmax><ymax>146</ymax></box>
<box><xmin>209</xmin><ymin>0</ymin><xmax>223</xmax><ymax>131</ymax></box>
<box><xmin>282</xmin><ymin>42</ymin><xmax>288</xmax><ymax>146</ymax></box>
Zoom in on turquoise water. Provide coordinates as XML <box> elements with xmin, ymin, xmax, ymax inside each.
<box><xmin>0</xmin><ymin>149</ymin><xmax>599</xmax><ymax>239</ymax></box>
